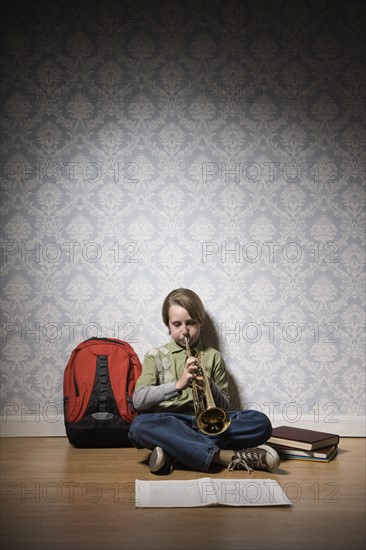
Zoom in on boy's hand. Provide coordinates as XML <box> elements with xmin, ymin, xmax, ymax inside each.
<box><xmin>175</xmin><ymin>357</ymin><xmax>201</xmax><ymax>391</ymax></box>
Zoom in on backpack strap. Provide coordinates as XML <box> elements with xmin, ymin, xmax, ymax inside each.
<box><xmin>97</xmin><ymin>355</ymin><xmax>108</xmax><ymax>412</ymax></box>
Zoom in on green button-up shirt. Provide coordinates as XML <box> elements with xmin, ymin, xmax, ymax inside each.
<box><xmin>133</xmin><ymin>337</ymin><xmax>230</xmax><ymax>414</ymax></box>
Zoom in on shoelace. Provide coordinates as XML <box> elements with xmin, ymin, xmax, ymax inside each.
<box><xmin>228</xmin><ymin>450</ymin><xmax>267</xmax><ymax>474</ymax></box>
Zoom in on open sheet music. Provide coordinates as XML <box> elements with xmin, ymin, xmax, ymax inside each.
<box><xmin>135</xmin><ymin>478</ymin><xmax>292</xmax><ymax>508</ymax></box>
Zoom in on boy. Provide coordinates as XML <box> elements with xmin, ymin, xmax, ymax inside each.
<box><xmin>128</xmin><ymin>288</ymin><xmax>280</xmax><ymax>474</ymax></box>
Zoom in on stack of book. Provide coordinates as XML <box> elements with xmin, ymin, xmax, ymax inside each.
<box><xmin>267</xmin><ymin>426</ymin><xmax>340</xmax><ymax>462</ymax></box>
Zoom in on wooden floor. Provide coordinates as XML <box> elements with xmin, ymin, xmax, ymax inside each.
<box><xmin>0</xmin><ymin>437</ymin><xmax>365</xmax><ymax>550</ymax></box>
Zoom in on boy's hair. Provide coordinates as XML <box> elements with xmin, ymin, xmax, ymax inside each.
<box><xmin>162</xmin><ymin>288</ymin><xmax>206</xmax><ymax>327</ymax></box>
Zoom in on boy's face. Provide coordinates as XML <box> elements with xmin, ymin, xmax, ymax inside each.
<box><xmin>168</xmin><ymin>304</ymin><xmax>201</xmax><ymax>348</ymax></box>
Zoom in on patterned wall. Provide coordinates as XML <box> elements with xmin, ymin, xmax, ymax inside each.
<box><xmin>1</xmin><ymin>0</ymin><xmax>365</xmax><ymax>433</ymax></box>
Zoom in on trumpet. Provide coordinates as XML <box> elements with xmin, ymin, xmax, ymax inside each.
<box><xmin>184</xmin><ymin>336</ymin><xmax>231</xmax><ymax>435</ymax></box>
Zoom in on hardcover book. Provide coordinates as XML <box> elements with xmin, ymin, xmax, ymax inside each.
<box><xmin>270</xmin><ymin>445</ymin><xmax>338</xmax><ymax>462</ymax></box>
<box><xmin>271</xmin><ymin>444</ymin><xmax>337</xmax><ymax>458</ymax></box>
<box><xmin>267</xmin><ymin>426</ymin><xmax>340</xmax><ymax>451</ymax></box>
<box><xmin>276</xmin><ymin>450</ymin><xmax>338</xmax><ymax>463</ymax></box>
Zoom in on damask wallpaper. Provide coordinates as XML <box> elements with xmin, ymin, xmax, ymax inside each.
<box><xmin>1</xmin><ymin>0</ymin><xmax>365</xmax><ymax>435</ymax></box>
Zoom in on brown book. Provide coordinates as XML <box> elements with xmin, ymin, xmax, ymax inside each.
<box><xmin>268</xmin><ymin>426</ymin><xmax>340</xmax><ymax>451</ymax></box>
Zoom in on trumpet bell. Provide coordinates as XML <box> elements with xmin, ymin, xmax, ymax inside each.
<box><xmin>197</xmin><ymin>407</ymin><xmax>231</xmax><ymax>435</ymax></box>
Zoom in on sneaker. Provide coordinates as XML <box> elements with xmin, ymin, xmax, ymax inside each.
<box><xmin>149</xmin><ymin>446</ymin><xmax>174</xmax><ymax>475</ymax></box>
<box><xmin>228</xmin><ymin>445</ymin><xmax>280</xmax><ymax>473</ymax></box>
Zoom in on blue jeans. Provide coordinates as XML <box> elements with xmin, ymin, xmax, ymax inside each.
<box><xmin>128</xmin><ymin>410</ymin><xmax>272</xmax><ymax>472</ymax></box>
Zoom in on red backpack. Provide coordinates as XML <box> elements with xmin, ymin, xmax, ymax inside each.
<box><xmin>63</xmin><ymin>338</ymin><xmax>142</xmax><ymax>447</ymax></box>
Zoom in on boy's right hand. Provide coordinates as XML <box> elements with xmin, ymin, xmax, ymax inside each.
<box><xmin>175</xmin><ymin>357</ymin><xmax>200</xmax><ymax>391</ymax></box>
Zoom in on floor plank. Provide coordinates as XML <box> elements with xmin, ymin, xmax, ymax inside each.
<box><xmin>1</xmin><ymin>437</ymin><xmax>365</xmax><ymax>550</ymax></box>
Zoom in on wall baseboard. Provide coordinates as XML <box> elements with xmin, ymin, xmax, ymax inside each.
<box><xmin>0</xmin><ymin>415</ymin><xmax>365</xmax><ymax>438</ymax></box>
